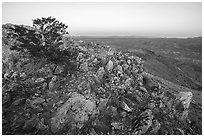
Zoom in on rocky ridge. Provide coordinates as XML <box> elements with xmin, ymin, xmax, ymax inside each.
<box><xmin>2</xmin><ymin>35</ymin><xmax>197</xmax><ymax>134</ymax></box>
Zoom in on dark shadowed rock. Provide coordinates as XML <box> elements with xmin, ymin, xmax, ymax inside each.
<box><xmin>132</xmin><ymin>109</ymin><xmax>153</xmax><ymax>135</ymax></box>
<box><xmin>23</xmin><ymin>115</ymin><xmax>39</xmax><ymax>132</ymax></box>
<box><xmin>147</xmin><ymin>118</ymin><xmax>161</xmax><ymax>134</ymax></box>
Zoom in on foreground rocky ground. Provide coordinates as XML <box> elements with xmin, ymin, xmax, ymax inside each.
<box><xmin>2</xmin><ymin>39</ymin><xmax>201</xmax><ymax>135</ymax></box>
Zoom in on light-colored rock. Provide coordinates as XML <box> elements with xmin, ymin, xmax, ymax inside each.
<box><xmin>139</xmin><ymin>87</ymin><xmax>148</xmax><ymax>94</ymax></box>
<box><xmin>51</xmin><ymin>76</ymin><xmax>58</xmax><ymax>82</ymax></box>
<box><xmin>147</xmin><ymin>102</ymin><xmax>156</xmax><ymax>110</ymax></box>
<box><xmin>111</xmin><ymin>122</ymin><xmax>123</xmax><ymax>130</ymax></box>
<box><xmin>176</xmin><ymin>128</ymin><xmax>185</xmax><ymax>135</ymax></box>
<box><xmin>80</xmin><ymin>62</ymin><xmax>89</xmax><ymax>72</ymax></box>
<box><xmin>35</xmin><ymin>78</ymin><xmax>45</xmax><ymax>83</ymax></box>
<box><xmin>49</xmin><ymin>76</ymin><xmax>58</xmax><ymax>90</ymax></box>
<box><xmin>49</xmin><ymin>81</ymin><xmax>55</xmax><ymax>90</ymax></box>
<box><xmin>77</xmin><ymin>52</ymin><xmax>84</xmax><ymax>61</ymax></box>
<box><xmin>98</xmin><ymin>98</ymin><xmax>109</xmax><ymax>111</ymax></box>
<box><xmin>11</xmin><ymin>72</ymin><xmax>18</xmax><ymax>81</ymax></box>
<box><xmin>174</xmin><ymin>91</ymin><xmax>193</xmax><ymax>121</ymax></box>
<box><xmin>4</xmin><ymin>73</ymin><xmax>10</xmax><ymax>80</ymax></box>
<box><xmin>92</xmin><ymin>58</ymin><xmax>98</xmax><ymax>64</ymax></box>
<box><xmin>116</xmin><ymin>65</ymin><xmax>123</xmax><ymax>72</ymax></box>
<box><xmin>92</xmin><ymin>74</ymin><xmax>101</xmax><ymax>84</ymax></box>
<box><xmin>42</xmin><ymin>83</ymin><xmax>47</xmax><ymax>90</ymax></box>
<box><xmin>97</xmin><ymin>67</ymin><xmax>105</xmax><ymax>81</ymax></box>
<box><xmin>19</xmin><ymin>72</ymin><xmax>27</xmax><ymax>78</ymax></box>
<box><xmin>31</xmin><ymin>97</ymin><xmax>45</xmax><ymax>105</ymax></box>
<box><xmin>176</xmin><ymin>91</ymin><xmax>193</xmax><ymax>109</ymax></box>
<box><xmin>106</xmin><ymin>60</ymin><xmax>114</xmax><ymax>73</ymax></box>
<box><xmin>120</xmin><ymin>101</ymin><xmax>132</xmax><ymax>112</ymax></box>
<box><xmin>36</xmin><ymin>118</ymin><xmax>47</xmax><ymax>131</ymax></box>
<box><xmin>51</xmin><ymin>92</ymin><xmax>98</xmax><ymax>133</ymax></box>
<box><xmin>11</xmin><ymin>97</ymin><xmax>25</xmax><ymax>106</ymax></box>
<box><xmin>122</xmin><ymin>63</ymin><xmax>129</xmax><ymax>71</ymax></box>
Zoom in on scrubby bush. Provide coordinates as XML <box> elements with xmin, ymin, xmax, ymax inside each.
<box><xmin>8</xmin><ymin>16</ymin><xmax>78</xmax><ymax>64</ymax></box>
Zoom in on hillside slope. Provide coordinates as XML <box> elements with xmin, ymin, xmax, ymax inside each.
<box><xmin>73</xmin><ymin>37</ymin><xmax>202</xmax><ymax>91</ymax></box>
<box><xmin>2</xmin><ymin>24</ymin><xmax>202</xmax><ymax>135</ymax></box>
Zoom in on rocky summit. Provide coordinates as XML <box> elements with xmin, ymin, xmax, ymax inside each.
<box><xmin>2</xmin><ymin>29</ymin><xmax>200</xmax><ymax>134</ymax></box>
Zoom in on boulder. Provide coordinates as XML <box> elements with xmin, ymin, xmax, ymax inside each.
<box><xmin>51</xmin><ymin>92</ymin><xmax>98</xmax><ymax>133</ymax></box>
<box><xmin>42</xmin><ymin>83</ymin><xmax>47</xmax><ymax>90</ymax></box>
<box><xmin>132</xmin><ymin>109</ymin><xmax>153</xmax><ymax>135</ymax></box>
<box><xmin>105</xmin><ymin>60</ymin><xmax>114</xmax><ymax>73</ymax></box>
<box><xmin>77</xmin><ymin>52</ymin><xmax>84</xmax><ymax>61</ymax></box>
<box><xmin>51</xmin><ymin>76</ymin><xmax>58</xmax><ymax>82</ymax></box>
<box><xmin>97</xmin><ymin>67</ymin><xmax>105</xmax><ymax>81</ymax></box>
<box><xmin>92</xmin><ymin>118</ymin><xmax>111</xmax><ymax>134</ymax></box>
<box><xmin>175</xmin><ymin>91</ymin><xmax>193</xmax><ymax>110</ymax></box>
<box><xmin>54</xmin><ymin>65</ymin><xmax>64</xmax><ymax>74</ymax></box>
<box><xmin>49</xmin><ymin>76</ymin><xmax>58</xmax><ymax>90</ymax></box>
<box><xmin>80</xmin><ymin>62</ymin><xmax>89</xmax><ymax>72</ymax></box>
<box><xmin>35</xmin><ymin>78</ymin><xmax>45</xmax><ymax>83</ymax></box>
<box><xmin>31</xmin><ymin>97</ymin><xmax>45</xmax><ymax>105</ymax></box>
<box><xmin>11</xmin><ymin>97</ymin><xmax>26</xmax><ymax>106</ymax></box>
<box><xmin>111</xmin><ymin>122</ymin><xmax>123</xmax><ymax>130</ymax></box>
<box><xmin>11</xmin><ymin>71</ymin><xmax>18</xmax><ymax>81</ymax></box>
<box><xmin>139</xmin><ymin>87</ymin><xmax>148</xmax><ymax>94</ymax></box>
<box><xmin>4</xmin><ymin>73</ymin><xmax>10</xmax><ymax>80</ymax></box>
<box><xmin>19</xmin><ymin>72</ymin><xmax>27</xmax><ymax>79</ymax></box>
<box><xmin>26</xmin><ymin>97</ymin><xmax>45</xmax><ymax>113</ymax></box>
<box><xmin>98</xmin><ymin>98</ymin><xmax>109</xmax><ymax>111</ymax></box>
<box><xmin>77</xmin><ymin>81</ymin><xmax>90</xmax><ymax>92</ymax></box>
<box><xmin>36</xmin><ymin>118</ymin><xmax>47</xmax><ymax>131</ymax></box>
<box><xmin>147</xmin><ymin>118</ymin><xmax>161</xmax><ymax>134</ymax></box>
<box><xmin>119</xmin><ymin>101</ymin><xmax>132</xmax><ymax>112</ymax></box>
<box><xmin>116</xmin><ymin>65</ymin><xmax>123</xmax><ymax>72</ymax></box>
<box><xmin>174</xmin><ymin>91</ymin><xmax>193</xmax><ymax>121</ymax></box>
<box><xmin>23</xmin><ymin>115</ymin><xmax>39</xmax><ymax>131</ymax></box>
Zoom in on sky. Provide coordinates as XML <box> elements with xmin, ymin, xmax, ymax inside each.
<box><xmin>2</xmin><ymin>2</ymin><xmax>202</xmax><ymax>38</ymax></box>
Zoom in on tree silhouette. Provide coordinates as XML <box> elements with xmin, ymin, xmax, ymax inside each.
<box><xmin>8</xmin><ymin>17</ymin><xmax>78</xmax><ymax>64</ymax></box>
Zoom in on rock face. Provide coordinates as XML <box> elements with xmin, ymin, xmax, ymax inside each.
<box><xmin>175</xmin><ymin>92</ymin><xmax>192</xmax><ymax>110</ymax></box>
<box><xmin>51</xmin><ymin>92</ymin><xmax>98</xmax><ymax>133</ymax></box>
<box><xmin>174</xmin><ymin>91</ymin><xmax>193</xmax><ymax>121</ymax></box>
